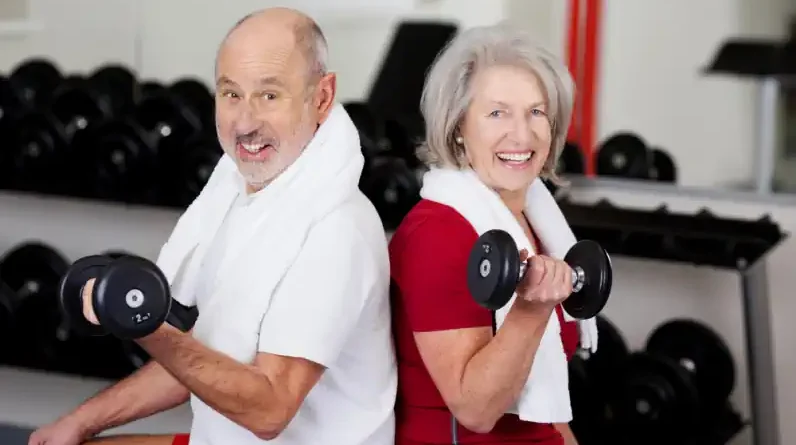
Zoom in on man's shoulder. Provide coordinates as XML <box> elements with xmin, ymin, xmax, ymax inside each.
<box><xmin>309</xmin><ymin>192</ymin><xmax>387</xmax><ymax>250</ymax></box>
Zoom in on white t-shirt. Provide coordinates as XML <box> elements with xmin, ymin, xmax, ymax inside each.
<box><xmin>185</xmin><ymin>188</ymin><xmax>396</xmax><ymax>445</ymax></box>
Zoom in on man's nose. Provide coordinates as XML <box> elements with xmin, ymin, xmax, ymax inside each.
<box><xmin>233</xmin><ymin>109</ymin><xmax>262</xmax><ymax>135</ymax></box>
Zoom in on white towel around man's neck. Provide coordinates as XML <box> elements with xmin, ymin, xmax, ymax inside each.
<box><xmin>153</xmin><ymin>103</ymin><xmax>365</xmax><ymax>362</ymax></box>
<box><xmin>419</xmin><ymin>167</ymin><xmax>598</xmax><ymax>423</ymax></box>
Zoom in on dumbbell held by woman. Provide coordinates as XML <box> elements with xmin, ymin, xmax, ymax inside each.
<box><xmin>466</xmin><ymin>229</ymin><xmax>612</xmax><ymax>318</ymax></box>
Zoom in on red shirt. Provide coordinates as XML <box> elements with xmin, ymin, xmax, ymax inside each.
<box><xmin>389</xmin><ymin>199</ymin><xmax>580</xmax><ymax>445</ymax></box>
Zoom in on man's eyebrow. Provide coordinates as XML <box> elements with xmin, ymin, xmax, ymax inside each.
<box><xmin>216</xmin><ymin>76</ymin><xmax>238</xmax><ymax>88</ymax></box>
<box><xmin>256</xmin><ymin>76</ymin><xmax>287</xmax><ymax>88</ymax></box>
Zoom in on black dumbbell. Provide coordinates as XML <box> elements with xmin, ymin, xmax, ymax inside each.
<box><xmin>559</xmin><ymin>141</ymin><xmax>585</xmax><ymax>175</ymax></box>
<box><xmin>73</xmin><ymin>78</ymin><xmax>212</xmax><ymax>204</ymax></box>
<box><xmin>610</xmin><ymin>319</ymin><xmax>736</xmax><ymax>444</ymax></box>
<box><xmin>7</xmin><ymin>58</ymin><xmax>63</xmax><ymax>109</ymax></box>
<box><xmin>359</xmin><ymin>155</ymin><xmax>422</xmax><ymax>230</ymax></box>
<box><xmin>466</xmin><ymin>229</ymin><xmax>612</xmax><ymax>318</ymax></box>
<box><xmin>596</xmin><ymin>132</ymin><xmax>652</xmax><ymax>179</ymax></box>
<box><xmin>160</xmin><ymin>132</ymin><xmax>223</xmax><ymax>208</ymax></box>
<box><xmin>0</xmin><ymin>242</ymin><xmax>72</xmax><ymax>370</ymax></box>
<box><xmin>59</xmin><ymin>254</ymin><xmax>197</xmax><ymax>339</ymax></box>
<box><xmin>648</xmin><ymin>147</ymin><xmax>677</xmax><ymax>183</ymax></box>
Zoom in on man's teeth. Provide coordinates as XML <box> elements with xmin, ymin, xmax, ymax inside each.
<box><xmin>496</xmin><ymin>152</ymin><xmax>532</xmax><ymax>162</ymax></box>
<box><xmin>242</xmin><ymin>143</ymin><xmax>266</xmax><ymax>153</ymax></box>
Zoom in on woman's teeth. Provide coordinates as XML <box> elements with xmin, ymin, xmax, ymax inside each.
<box><xmin>496</xmin><ymin>152</ymin><xmax>532</xmax><ymax>162</ymax></box>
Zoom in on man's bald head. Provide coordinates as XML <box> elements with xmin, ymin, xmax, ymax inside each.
<box><xmin>218</xmin><ymin>7</ymin><xmax>328</xmax><ymax>82</ymax></box>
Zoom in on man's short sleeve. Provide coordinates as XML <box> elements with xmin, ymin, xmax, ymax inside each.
<box><xmin>390</xmin><ymin>205</ymin><xmax>493</xmax><ymax>332</ymax></box>
<box><xmin>257</xmin><ymin>214</ymin><xmax>376</xmax><ymax>367</ymax></box>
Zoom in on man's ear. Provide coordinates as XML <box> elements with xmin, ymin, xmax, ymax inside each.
<box><xmin>315</xmin><ymin>72</ymin><xmax>336</xmax><ymax>124</ymax></box>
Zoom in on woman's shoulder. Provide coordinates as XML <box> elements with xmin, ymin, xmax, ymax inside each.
<box><xmin>390</xmin><ymin>199</ymin><xmax>477</xmax><ymax>254</ymax></box>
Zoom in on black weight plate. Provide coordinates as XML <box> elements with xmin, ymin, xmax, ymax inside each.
<box><xmin>94</xmin><ymin>256</ymin><xmax>171</xmax><ymax>339</ymax></box>
<box><xmin>57</xmin><ymin>255</ymin><xmax>112</xmax><ymax>336</ymax></box>
<box><xmin>649</xmin><ymin>147</ymin><xmax>677</xmax><ymax>183</ymax></box>
<box><xmin>169</xmin><ymin>78</ymin><xmax>215</xmax><ymax>129</ymax></box>
<box><xmin>0</xmin><ymin>242</ymin><xmax>69</xmax><ymax>298</ymax></box>
<box><xmin>169</xmin><ymin>136</ymin><xmax>223</xmax><ymax>207</ymax></box>
<box><xmin>645</xmin><ymin>319</ymin><xmax>735</xmax><ymax>407</ymax></box>
<box><xmin>134</xmin><ymin>91</ymin><xmax>202</xmax><ymax>145</ymax></box>
<box><xmin>612</xmin><ymin>352</ymin><xmax>700</xmax><ymax>443</ymax></box>
<box><xmin>584</xmin><ymin>315</ymin><xmax>630</xmax><ymax>386</ymax></box>
<box><xmin>86</xmin><ymin>120</ymin><xmax>155</xmax><ymax>200</ymax></box>
<box><xmin>8</xmin><ymin>58</ymin><xmax>63</xmax><ymax>107</ymax></box>
<box><xmin>568</xmin><ymin>355</ymin><xmax>612</xmax><ymax>443</ymax></box>
<box><xmin>344</xmin><ymin>101</ymin><xmax>386</xmax><ymax>159</ymax></box>
<box><xmin>596</xmin><ymin>132</ymin><xmax>651</xmax><ymax>179</ymax></box>
<box><xmin>562</xmin><ymin>240</ymin><xmax>612</xmax><ymax>319</ymax></box>
<box><xmin>360</xmin><ymin>155</ymin><xmax>420</xmax><ymax>230</ymax></box>
<box><xmin>50</xmin><ymin>83</ymin><xmax>110</xmax><ymax>139</ymax></box>
<box><xmin>0</xmin><ymin>75</ymin><xmax>26</xmax><ymax>121</ymax></box>
<box><xmin>559</xmin><ymin>141</ymin><xmax>585</xmax><ymax>174</ymax></box>
<box><xmin>89</xmin><ymin>64</ymin><xmax>138</xmax><ymax>115</ymax></box>
<box><xmin>8</xmin><ymin>112</ymin><xmax>68</xmax><ymax>191</ymax></box>
<box><xmin>467</xmin><ymin>229</ymin><xmax>521</xmax><ymax>310</ymax></box>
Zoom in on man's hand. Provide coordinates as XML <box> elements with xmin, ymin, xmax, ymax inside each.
<box><xmin>28</xmin><ymin>415</ymin><xmax>90</xmax><ymax>445</ymax></box>
<box><xmin>81</xmin><ymin>278</ymin><xmax>99</xmax><ymax>325</ymax></box>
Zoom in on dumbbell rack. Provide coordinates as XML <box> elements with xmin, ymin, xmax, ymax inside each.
<box><xmin>561</xmin><ymin>176</ymin><xmax>789</xmax><ymax>445</ymax></box>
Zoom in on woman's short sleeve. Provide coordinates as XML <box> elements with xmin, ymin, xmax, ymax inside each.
<box><xmin>390</xmin><ymin>206</ymin><xmax>494</xmax><ymax>332</ymax></box>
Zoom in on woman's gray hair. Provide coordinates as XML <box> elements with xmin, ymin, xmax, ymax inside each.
<box><xmin>417</xmin><ymin>24</ymin><xmax>575</xmax><ymax>181</ymax></box>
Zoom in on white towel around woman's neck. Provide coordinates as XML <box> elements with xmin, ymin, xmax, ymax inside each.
<box><xmin>419</xmin><ymin>167</ymin><xmax>598</xmax><ymax>423</ymax></box>
<box><xmin>152</xmin><ymin>103</ymin><xmax>365</xmax><ymax>362</ymax></box>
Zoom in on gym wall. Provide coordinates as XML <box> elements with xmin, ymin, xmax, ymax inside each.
<box><xmin>1</xmin><ymin>1</ymin><xmax>795</xmax><ymax>444</ymax></box>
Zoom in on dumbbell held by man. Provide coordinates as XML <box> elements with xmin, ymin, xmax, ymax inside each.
<box><xmin>58</xmin><ymin>254</ymin><xmax>195</xmax><ymax>339</ymax></box>
<box><xmin>467</xmin><ymin>229</ymin><xmax>612</xmax><ymax>319</ymax></box>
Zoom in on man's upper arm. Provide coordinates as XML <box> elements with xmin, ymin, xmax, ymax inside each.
<box><xmin>257</xmin><ymin>213</ymin><xmax>376</xmax><ymax>367</ymax></box>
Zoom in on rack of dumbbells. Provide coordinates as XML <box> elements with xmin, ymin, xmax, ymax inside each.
<box><xmin>556</xmin><ymin>196</ymin><xmax>786</xmax><ymax>445</ymax></box>
<box><xmin>0</xmin><ymin>58</ymin><xmax>222</xmax><ymax>209</ymax></box>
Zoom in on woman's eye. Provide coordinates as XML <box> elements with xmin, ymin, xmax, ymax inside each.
<box><xmin>488</xmin><ymin>110</ymin><xmax>503</xmax><ymax>118</ymax></box>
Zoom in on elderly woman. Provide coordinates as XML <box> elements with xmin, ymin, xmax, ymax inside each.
<box><xmin>389</xmin><ymin>24</ymin><xmax>595</xmax><ymax>445</ymax></box>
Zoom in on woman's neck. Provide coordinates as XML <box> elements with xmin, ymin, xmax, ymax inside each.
<box><xmin>498</xmin><ymin>189</ymin><xmax>526</xmax><ymax>218</ymax></box>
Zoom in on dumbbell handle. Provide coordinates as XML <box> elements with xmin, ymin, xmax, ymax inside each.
<box><xmin>518</xmin><ymin>261</ymin><xmax>586</xmax><ymax>293</ymax></box>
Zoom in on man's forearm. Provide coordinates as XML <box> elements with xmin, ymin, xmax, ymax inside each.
<box><xmin>70</xmin><ymin>360</ymin><xmax>189</xmax><ymax>436</ymax></box>
<box><xmin>135</xmin><ymin>325</ymin><xmax>283</xmax><ymax>438</ymax></box>
<box><xmin>457</xmin><ymin>303</ymin><xmax>553</xmax><ymax>431</ymax></box>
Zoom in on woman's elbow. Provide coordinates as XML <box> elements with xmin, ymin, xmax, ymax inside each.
<box><xmin>448</xmin><ymin>403</ymin><xmax>501</xmax><ymax>434</ymax></box>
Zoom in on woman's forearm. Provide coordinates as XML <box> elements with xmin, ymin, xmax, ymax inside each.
<box><xmin>455</xmin><ymin>303</ymin><xmax>553</xmax><ymax>432</ymax></box>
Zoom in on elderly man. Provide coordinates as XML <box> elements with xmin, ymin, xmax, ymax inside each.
<box><xmin>28</xmin><ymin>7</ymin><xmax>396</xmax><ymax>445</ymax></box>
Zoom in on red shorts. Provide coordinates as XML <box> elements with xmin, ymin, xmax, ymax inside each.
<box><xmin>172</xmin><ymin>434</ymin><xmax>190</xmax><ymax>445</ymax></box>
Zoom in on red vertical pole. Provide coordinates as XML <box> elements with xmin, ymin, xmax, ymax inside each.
<box><xmin>580</xmin><ymin>0</ymin><xmax>602</xmax><ymax>176</ymax></box>
<box><xmin>565</xmin><ymin>0</ymin><xmax>582</xmax><ymax>143</ymax></box>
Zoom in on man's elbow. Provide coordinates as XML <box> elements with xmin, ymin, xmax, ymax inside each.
<box><xmin>246</xmin><ymin>404</ymin><xmax>295</xmax><ymax>440</ymax></box>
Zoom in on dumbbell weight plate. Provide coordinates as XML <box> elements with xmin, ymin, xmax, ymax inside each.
<box><xmin>89</xmin><ymin>65</ymin><xmax>138</xmax><ymax>115</ymax></box>
<box><xmin>649</xmin><ymin>148</ymin><xmax>677</xmax><ymax>183</ymax></box>
<box><xmin>57</xmin><ymin>255</ymin><xmax>113</xmax><ymax>336</ymax></box>
<box><xmin>612</xmin><ymin>352</ymin><xmax>700</xmax><ymax>443</ymax></box>
<box><xmin>93</xmin><ymin>256</ymin><xmax>171</xmax><ymax>339</ymax></box>
<box><xmin>645</xmin><ymin>319</ymin><xmax>735</xmax><ymax>409</ymax></box>
<box><xmin>50</xmin><ymin>81</ymin><xmax>112</xmax><ymax>139</ymax></box>
<box><xmin>596</xmin><ymin>133</ymin><xmax>651</xmax><ymax>179</ymax></box>
<box><xmin>0</xmin><ymin>242</ymin><xmax>70</xmax><ymax>298</ymax></box>
<box><xmin>583</xmin><ymin>316</ymin><xmax>630</xmax><ymax>389</ymax></box>
<box><xmin>8</xmin><ymin>58</ymin><xmax>63</xmax><ymax>108</ymax></box>
<box><xmin>466</xmin><ymin>229</ymin><xmax>520</xmax><ymax>311</ymax></box>
<box><xmin>559</xmin><ymin>142</ymin><xmax>585</xmax><ymax>174</ymax></box>
<box><xmin>8</xmin><ymin>112</ymin><xmax>69</xmax><ymax>192</ymax></box>
<box><xmin>360</xmin><ymin>155</ymin><xmax>421</xmax><ymax>231</ymax></box>
<box><xmin>169</xmin><ymin>78</ymin><xmax>215</xmax><ymax>130</ymax></box>
<box><xmin>562</xmin><ymin>240</ymin><xmax>612</xmax><ymax>319</ymax></box>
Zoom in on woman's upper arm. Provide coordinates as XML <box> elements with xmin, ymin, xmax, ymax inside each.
<box><xmin>392</xmin><ymin>214</ymin><xmax>493</xmax><ymax>404</ymax></box>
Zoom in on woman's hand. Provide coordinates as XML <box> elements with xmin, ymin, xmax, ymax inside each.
<box><xmin>515</xmin><ymin>249</ymin><xmax>572</xmax><ymax>308</ymax></box>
